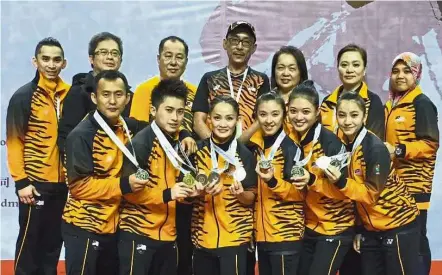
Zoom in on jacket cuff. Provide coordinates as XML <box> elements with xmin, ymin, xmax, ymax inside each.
<box><xmin>120</xmin><ymin>176</ymin><xmax>132</xmax><ymax>195</ymax></box>
<box><xmin>307</xmin><ymin>172</ymin><xmax>316</xmax><ymax>186</ymax></box>
<box><xmin>395</xmin><ymin>144</ymin><xmax>406</xmax><ymax>159</ymax></box>
<box><xmin>15</xmin><ymin>178</ymin><xmax>32</xmax><ymax>192</ymax></box>
<box><xmin>266</xmin><ymin>177</ymin><xmax>277</xmax><ymax>188</ymax></box>
<box><xmin>163</xmin><ymin>188</ymin><xmax>172</xmax><ymax>203</ymax></box>
<box><xmin>179</xmin><ymin>129</ymin><xmax>192</xmax><ymax>141</ymax></box>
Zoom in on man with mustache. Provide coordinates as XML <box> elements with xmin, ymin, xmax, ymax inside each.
<box><xmin>192</xmin><ymin>21</ymin><xmax>270</xmax><ymax>144</ymax></box>
<box><xmin>192</xmin><ymin>21</ymin><xmax>270</xmax><ymax>275</ymax></box>
<box><xmin>58</xmin><ymin>32</ymin><xmax>132</xmax><ymax>157</ymax></box>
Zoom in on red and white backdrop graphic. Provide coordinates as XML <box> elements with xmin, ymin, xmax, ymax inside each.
<box><xmin>1</xmin><ymin>0</ymin><xmax>441</xmax><ymax>261</ymax></box>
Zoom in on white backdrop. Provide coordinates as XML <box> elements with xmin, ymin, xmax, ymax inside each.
<box><xmin>1</xmin><ymin>1</ymin><xmax>441</xmax><ymax>260</ymax></box>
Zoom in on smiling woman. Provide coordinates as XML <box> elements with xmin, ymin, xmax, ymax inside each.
<box><xmin>320</xmin><ymin>44</ymin><xmax>385</xmax><ymax>140</ymax></box>
<box><xmin>384</xmin><ymin>52</ymin><xmax>439</xmax><ymax>275</ymax></box>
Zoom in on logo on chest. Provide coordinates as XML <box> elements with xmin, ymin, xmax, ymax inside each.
<box><xmin>395</xmin><ymin>116</ymin><xmax>405</xmax><ymax>123</ymax></box>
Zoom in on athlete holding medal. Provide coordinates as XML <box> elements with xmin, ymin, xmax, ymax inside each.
<box><xmin>250</xmin><ymin>92</ymin><xmax>307</xmax><ymax>275</ymax></box>
<box><xmin>191</xmin><ymin>95</ymin><xmax>257</xmax><ymax>275</ymax></box>
<box><xmin>62</xmin><ymin>71</ymin><xmax>149</xmax><ymax>274</ymax></box>
<box><xmin>118</xmin><ymin>79</ymin><xmax>198</xmax><ymax>275</ymax></box>
<box><xmin>287</xmin><ymin>81</ymin><xmax>355</xmax><ymax>275</ymax></box>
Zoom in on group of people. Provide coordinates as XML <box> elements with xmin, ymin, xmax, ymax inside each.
<box><xmin>6</xmin><ymin>20</ymin><xmax>439</xmax><ymax>275</ymax></box>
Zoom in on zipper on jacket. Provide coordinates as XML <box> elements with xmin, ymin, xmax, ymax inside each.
<box><xmin>259</xmin><ymin>179</ymin><xmax>267</xmax><ymax>242</ymax></box>
<box><xmin>158</xmin><ymin>154</ymin><xmax>170</xmax><ymax>241</ymax></box>
<box><xmin>212</xmin><ymin>196</ymin><xmax>221</xmax><ymax>248</ymax></box>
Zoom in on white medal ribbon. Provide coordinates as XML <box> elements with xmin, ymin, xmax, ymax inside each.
<box><xmin>226</xmin><ymin>67</ymin><xmax>249</xmax><ymax>102</ymax></box>
<box><xmin>151</xmin><ymin>121</ymin><xmax>195</xmax><ymax>175</ymax></box>
<box><xmin>93</xmin><ymin>111</ymin><xmax>138</xmax><ymax>167</ymax></box>
<box><xmin>56</xmin><ymin>96</ymin><xmax>60</xmax><ymax>120</ymax></box>
<box><xmin>210</xmin><ymin>138</ymin><xmax>237</xmax><ymax>174</ymax></box>
<box><xmin>210</xmin><ymin>138</ymin><xmax>246</xmax><ymax>181</ymax></box>
<box><xmin>259</xmin><ymin>130</ymin><xmax>286</xmax><ymax>162</ymax></box>
<box><xmin>293</xmin><ymin>123</ymin><xmax>322</xmax><ymax>166</ymax></box>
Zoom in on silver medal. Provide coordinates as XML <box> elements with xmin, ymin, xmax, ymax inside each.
<box><xmin>234</xmin><ymin>167</ymin><xmax>247</xmax><ymax>182</ymax></box>
<box><xmin>135</xmin><ymin>168</ymin><xmax>149</xmax><ymax>180</ymax></box>
<box><xmin>208</xmin><ymin>171</ymin><xmax>221</xmax><ymax>185</ymax></box>
<box><xmin>291</xmin><ymin>166</ymin><xmax>305</xmax><ymax>178</ymax></box>
<box><xmin>259</xmin><ymin>160</ymin><xmax>272</xmax><ymax>170</ymax></box>
<box><xmin>196</xmin><ymin>173</ymin><xmax>209</xmax><ymax>186</ymax></box>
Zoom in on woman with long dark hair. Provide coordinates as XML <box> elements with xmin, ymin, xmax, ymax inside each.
<box><xmin>250</xmin><ymin>92</ymin><xmax>308</xmax><ymax>274</ymax></box>
<box><xmin>287</xmin><ymin>81</ymin><xmax>354</xmax><ymax>275</ymax></box>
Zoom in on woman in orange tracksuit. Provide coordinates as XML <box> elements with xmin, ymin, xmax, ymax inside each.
<box><xmin>249</xmin><ymin>92</ymin><xmax>308</xmax><ymax>275</ymax></box>
<box><xmin>384</xmin><ymin>52</ymin><xmax>439</xmax><ymax>275</ymax></box>
<box><xmin>320</xmin><ymin>44</ymin><xmax>384</xmax><ymax>139</ymax></box>
<box><xmin>328</xmin><ymin>91</ymin><xmax>419</xmax><ymax>274</ymax></box>
<box><xmin>321</xmin><ymin>43</ymin><xmax>385</xmax><ymax>275</ymax></box>
<box><xmin>191</xmin><ymin>95</ymin><xmax>257</xmax><ymax>275</ymax></box>
<box><xmin>287</xmin><ymin>81</ymin><xmax>353</xmax><ymax>275</ymax></box>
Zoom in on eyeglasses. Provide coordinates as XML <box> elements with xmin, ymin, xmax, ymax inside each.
<box><xmin>228</xmin><ymin>37</ymin><xmax>253</xmax><ymax>48</ymax></box>
<box><xmin>94</xmin><ymin>49</ymin><xmax>121</xmax><ymax>58</ymax></box>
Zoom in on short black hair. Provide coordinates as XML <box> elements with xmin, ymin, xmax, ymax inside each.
<box><xmin>337</xmin><ymin>43</ymin><xmax>367</xmax><ymax>68</ymax></box>
<box><xmin>151</xmin><ymin>79</ymin><xmax>188</xmax><ymax>109</ymax></box>
<box><xmin>209</xmin><ymin>95</ymin><xmax>240</xmax><ymax>117</ymax></box>
<box><xmin>254</xmin><ymin>92</ymin><xmax>286</xmax><ymax>119</ymax></box>
<box><xmin>35</xmin><ymin>37</ymin><xmax>64</xmax><ymax>58</ymax></box>
<box><xmin>159</xmin><ymin>36</ymin><xmax>189</xmax><ymax>57</ymax></box>
<box><xmin>337</xmin><ymin>92</ymin><xmax>367</xmax><ymax>116</ymax></box>
<box><xmin>289</xmin><ymin>80</ymin><xmax>319</xmax><ymax>109</ymax></box>
<box><xmin>88</xmin><ymin>32</ymin><xmax>123</xmax><ymax>57</ymax></box>
<box><xmin>94</xmin><ymin>70</ymin><xmax>130</xmax><ymax>93</ymax></box>
<box><xmin>271</xmin><ymin>46</ymin><xmax>308</xmax><ymax>89</ymax></box>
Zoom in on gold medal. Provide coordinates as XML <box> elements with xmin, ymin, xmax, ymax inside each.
<box><xmin>183</xmin><ymin>173</ymin><xmax>196</xmax><ymax>188</ymax></box>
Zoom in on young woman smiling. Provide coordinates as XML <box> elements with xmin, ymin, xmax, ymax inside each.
<box><xmin>191</xmin><ymin>95</ymin><xmax>257</xmax><ymax>275</ymax></box>
<box><xmin>287</xmin><ymin>81</ymin><xmax>354</xmax><ymax>275</ymax></box>
<box><xmin>249</xmin><ymin>92</ymin><xmax>308</xmax><ymax>275</ymax></box>
<box><xmin>332</xmin><ymin>92</ymin><xmax>419</xmax><ymax>275</ymax></box>
<box><xmin>384</xmin><ymin>52</ymin><xmax>439</xmax><ymax>275</ymax></box>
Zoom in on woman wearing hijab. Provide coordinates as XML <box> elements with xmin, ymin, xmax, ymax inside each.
<box><xmin>384</xmin><ymin>52</ymin><xmax>439</xmax><ymax>275</ymax></box>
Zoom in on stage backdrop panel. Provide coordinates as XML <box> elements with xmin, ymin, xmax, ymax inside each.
<box><xmin>1</xmin><ymin>1</ymin><xmax>441</xmax><ymax>260</ymax></box>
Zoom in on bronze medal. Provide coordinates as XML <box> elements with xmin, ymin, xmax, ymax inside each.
<box><xmin>196</xmin><ymin>173</ymin><xmax>209</xmax><ymax>186</ymax></box>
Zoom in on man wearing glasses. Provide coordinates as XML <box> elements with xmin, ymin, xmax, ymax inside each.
<box><xmin>58</xmin><ymin>32</ymin><xmax>132</xmax><ymax>157</ymax></box>
<box><xmin>129</xmin><ymin>35</ymin><xmax>196</xmax><ymax>275</ymax></box>
<box><xmin>192</xmin><ymin>21</ymin><xmax>270</xmax><ymax>144</ymax></box>
<box><xmin>192</xmin><ymin>20</ymin><xmax>269</xmax><ymax>275</ymax></box>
